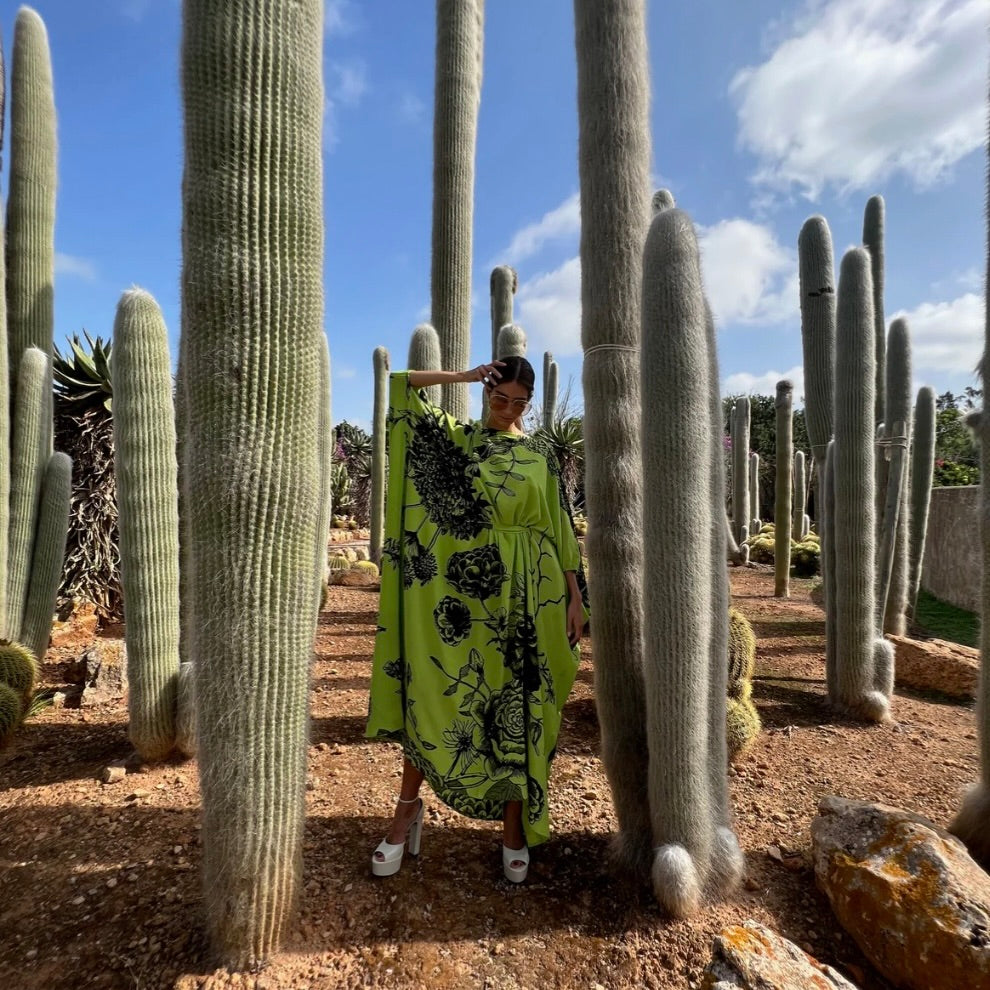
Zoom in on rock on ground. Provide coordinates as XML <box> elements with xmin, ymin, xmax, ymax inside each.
<box><xmin>812</xmin><ymin>795</ymin><xmax>990</xmax><ymax>990</ymax></box>
<box><xmin>702</xmin><ymin>920</ymin><xmax>860</xmax><ymax>989</ymax></box>
<box><xmin>888</xmin><ymin>634</ymin><xmax>978</xmax><ymax>700</ymax></box>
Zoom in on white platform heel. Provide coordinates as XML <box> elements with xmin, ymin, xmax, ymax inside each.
<box><xmin>502</xmin><ymin>844</ymin><xmax>530</xmax><ymax>884</ymax></box>
<box><xmin>371</xmin><ymin>797</ymin><xmax>424</xmax><ymax>877</ymax></box>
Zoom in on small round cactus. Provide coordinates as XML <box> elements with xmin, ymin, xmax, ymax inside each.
<box><xmin>0</xmin><ymin>683</ymin><xmax>23</xmax><ymax>748</ymax></box>
<box><xmin>727</xmin><ymin>610</ymin><xmax>755</xmax><ymax>696</ymax></box>
<box><xmin>726</xmin><ymin>696</ymin><xmax>761</xmax><ymax>761</ymax></box>
<box><xmin>0</xmin><ymin>641</ymin><xmax>38</xmax><ymax>710</ymax></box>
<box><xmin>328</xmin><ymin>555</ymin><xmax>351</xmax><ymax>572</ymax></box>
<box><xmin>352</xmin><ymin>560</ymin><xmax>379</xmax><ymax>577</ymax></box>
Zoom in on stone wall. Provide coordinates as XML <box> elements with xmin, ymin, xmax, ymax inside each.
<box><xmin>921</xmin><ymin>485</ymin><xmax>980</xmax><ymax>613</ymax></box>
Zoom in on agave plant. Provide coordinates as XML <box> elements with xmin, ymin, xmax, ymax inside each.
<box><xmin>333</xmin><ymin>421</ymin><xmax>372</xmax><ymax>524</ymax></box>
<box><xmin>532</xmin><ymin>381</ymin><xmax>585</xmax><ymax>511</ymax></box>
<box><xmin>53</xmin><ymin>332</ymin><xmax>122</xmax><ymax>622</ymax></box>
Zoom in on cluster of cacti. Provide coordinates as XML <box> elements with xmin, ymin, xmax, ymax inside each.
<box><xmin>731</xmin><ymin>398</ymin><xmax>750</xmax><ymax>546</ymax></box>
<box><xmin>574</xmin><ymin>0</ymin><xmax>653</xmax><ymax>881</ymax></box>
<box><xmin>181</xmin><ymin>0</ymin><xmax>326</xmax><ymax>968</ymax></box>
<box><xmin>407</xmin><ymin>323</ymin><xmax>442</xmax><ymax>407</ymax></box>
<box><xmin>0</xmin><ymin>640</ymin><xmax>37</xmax><ymax>748</ymax></box>
<box><xmin>112</xmin><ymin>289</ymin><xmax>181</xmax><ymax>762</ymax></box>
<box><xmin>748</xmin><ymin>453</ymin><xmax>761</xmax><ymax>534</ymax></box>
<box><xmin>370</xmin><ymin>347</ymin><xmax>389</xmax><ymax>566</ymax></box>
<box><xmin>774</xmin><ymin>381</ymin><xmax>793</xmax><ymax>597</ymax></box>
<box><xmin>1</xmin><ymin>11</ymin><xmax>72</xmax><ymax>669</ymax></box>
<box><xmin>791</xmin><ymin>450</ymin><xmax>809</xmax><ymax>540</ymax></box>
<box><xmin>639</xmin><ymin>206</ymin><xmax>743</xmax><ymax>916</ymax></box>
<box><xmin>745</xmin><ymin>523</ymin><xmax>820</xmax><ymax>576</ymax></box>
<box><xmin>431</xmin><ymin>0</ymin><xmax>484</xmax><ymax>420</ymax></box>
<box><xmin>572</xmin><ymin>512</ymin><xmax>588</xmax><ymax>536</ymax></box>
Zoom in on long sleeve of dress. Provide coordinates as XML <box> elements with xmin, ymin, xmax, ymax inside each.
<box><xmin>545</xmin><ymin>466</ymin><xmax>582</xmax><ymax>574</ymax></box>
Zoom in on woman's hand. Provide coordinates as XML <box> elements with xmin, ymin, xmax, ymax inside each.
<box><xmin>463</xmin><ymin>361</ymin><xmax>505</xmax><ymax>385</ymax></box>
<box><xmin>566</xmin><ymin>596</ymin><xmax>585</xmax><ymax>647</ymax></box>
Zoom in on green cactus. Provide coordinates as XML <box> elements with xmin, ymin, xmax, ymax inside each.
<box><xmin>749</xmin><ymin>452</ymin><xmax>760</xmax><ymax>535</ymax></box>
<box><xmin>774</xmin><ymin>381</ymin><xmax>793</xmax><ymax>598</ymax></box>
<box><xmin>490</xmin><ymin>267</ymin><xmax>516</xmax><ymax>361</ymax></box>
<box><xmin>407</xmin><ymin>323</ymin><xmax>442</xmax><ymax>407</ymax></box>
<box><xmin>732</xmin><ymin>398</ymin><xmax>750</xmax><ymax>546</ymax></box>
<box><xmin>907</xmin><ymin>386</ymin><xmax>936</xmax><ymax>615</ymax></box>
<box><xmin>496</xmin><ymin>322</ymin><xmax>527</xmax><ymax>360</ymax></box>
<box><xmin>112</xmin><ymin>289</ymin><xmax>180</xmax><ymax>762</ymax></box>
<box><xmin>574</xmin><ymin>0</ymin><xmax>652</xmax><ymax>878</ymax></box>
<box><xmin>7</xmin><ymin>347</ymin><xmax>47</xmax><ymax>641</ymax></box>
<box><xmin>7</xmin><ymin>7</ymin><xmax>56</xmax><ymax>436</ymax></box>
<box><xmin>351</xmin><ymin>560</ymin><xmax>379</xmax><ymax>577</ymax></box>
<box><xmin>328</xmin><ymin>554</ymin><xmax>351</xmax><ymax>573</ymax></box>
<box><xmin>792</xmin><ymin>450</ymin><xmax>806</xmax><ymax>542</ymax></box>
<box><xmin>651</xmin><ymin>188</ymin><xmax>675</xmax><ymax>213</ymax></box>
<box><xmin>316</xmin><ymin>334</ymin><xmax>332</xmax><ymax>587</ymax></box>
<box><xmin>21</xmin><ymin>452</ymin><xmax>70</xmax><ymax>668</ymax></box>
<box><xmin>181</xmin><ymin>0</ymin><xmax>325</xmax><ymax>968</ymax></box>
<box><xmin>881</xmin><ymin>318</ymin><xmax>912</xmax><ymax>636</ymax></box>
<box><xmin>543</xmin><ymin>359</ymin><xmax>558</xmax><ymax>425</ymax></box>
<box><xmin>831</xmin><ymin>248</ymin><xmax>890</xmax><ymax>722</ymax></box>
<box><xmin>0</xmin><ymin>205</ymin><xmax>9</xmax><ymax>642</ymax></box>
<box><xmin>863</xmin><ymin>195</ymin><xmax>886</xmax><ymax>426</ymax></box>
<box><xmin>0</xmin><ymin>681</ymin><xmax>22</xmax><ymax>749</ymax></box>
<box><xmin>175</xmin><ymin>660</ymin><xmax>197</xmax><ymax>759</ymax></box>
<box><xmin>431</xmin><ymin>0</ymin><xmax>484</xmax><ymax>420</ymax></box>
<box><xmin>0</xmin><ymin>640</ymin><xmax>37</xmax><ymax>709</ymax></box>
<box><xmin>727</xmin><ymin>608</ymin><xmax>755</xmax><ymax>697</ymax></box>
<box><xmin>726</xmin><ymin>695</ymin><xmax>761</xmax><ymax>761</ymax></box>
<box><xmin>641</xmin><ymin>207</ymin><xmax>742</xmax><ymax>916</ymax></box>
<box><xmin>370</xmin><ymin>347</ymin><xmax>389</xmax><ymax>566</ymax></box>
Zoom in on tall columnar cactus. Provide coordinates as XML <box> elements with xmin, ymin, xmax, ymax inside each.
<box><xmin>949</xmin><ymin>119</ymin><xmax>990</xmax><ymax>864</ymax></box>
<box><xmin>881</xmin><ymin>317</ymin><xmax>912</xmax><ymax>636</ymax></box>
<box><xmin>863</xmin><ymin>195</ymin><xmax>886</xmax><ymax>426</ymax></box>
<box><xmin>651</xmin><ymin>188</ymin><xmax>675</xmax><ymax>213</ymax></box>
<box><xmin>6</xmin><ymin>7</ymin><xmax>56</xmax><ymax>427</ymax></box>
<box><xmin>907</xmin><ymin>386</ymin><xmax>936</xmax><ymax>615</ymax></box>
<box><xmin>496</xmin><ymin>322</ymin><xmax>527</xmax><ymax>359</ymax></box>
<box><xmin>641</xmin><ymin>207</ymin><xmax>742</xmax><ymax>916</ymax></box>
<box><xmin>181</xmin><ymin>0</ymin><xmax>325</xmax><ymax>968</ymax></box>
<box><xmin>431</xmin><ymin>0</ymin><xmax>484</xmax><ymax>420</ymax></box>
<box><xmin>370</xmin><ymin>346</ymin><xmax>389</xmax><ymax>565</ymax></box>
<box><xmin>749</xmin><ymin>452</ymin><xmax>761</xmax><ymax>534</ymax></box>
<box><xmin>831</xmin><ymin>248</ymin><xmax>891</xmax><ymax>723</ymax></box>
<box><xmin>543</xmin><ymin>359</ymin><xmax>559</xmax><ymax>425</ymax></box>
<box><xmin>490</xmin><ymin>266</ymin><xmax>516</xmax><ymax>361</ymax></box>
<box><xmin>0</xmin><ymin>185</ymin><xmax>9</xmax><ymax>640</ymax></box>
<box><xmin>7</xmin><ymin>347</ymin><xmax>46</xmax><ymax>640</ymax></box>
<box><xmin>574</xmin><ymin>0</ymin><xmax>653</xmax><ymax>875</ymax></box>
<box><xmin>774</xmin><ymin>381</ymin><xmax>793</xmax><ymax>598</ymax></box>
<box><xmin>407</xmin><ymin>322</ymin><xmax>442</xmax><ymax>406</ymax></box>
<box><xmin>113</xmin><ymin>289</ymin><xmax>180</xmax><ymax>762</ymax></box>
<box><xmin>823</xmin><ymin>441</ymin><xmax>838</xmax><ymax>696</ymax></box>
<box><xmin>792</xmin><ymin>450</ymin><xmax>807</xmax><ymax>541</ymax></box>
<box><xmin>316</xmin><ymin>334</ymin><xmax>332</xmax><ymax>584</ymax></box>
<box><xmin>21</xmin><ymin>450</ymin><xmax>70</xmax><ymax>666</ymax></box>
<box><xmin>731</xmin><ymin>398</ymin><xmax>750</xmax><ymax>545</ymax></box>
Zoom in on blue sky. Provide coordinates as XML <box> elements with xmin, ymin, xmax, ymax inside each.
<box><xmin>2</xmin><ymin>0</ymin><xmax>985</xmax><ymax>430</ymax></box>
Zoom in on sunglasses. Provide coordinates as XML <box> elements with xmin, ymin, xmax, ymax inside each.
<box><xmin>489</xmin><ymin>390</ymin><xmax>531</xmax><ymax>414</ymax></box>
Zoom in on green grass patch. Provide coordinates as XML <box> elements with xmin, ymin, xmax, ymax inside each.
<box><xmin>914</xmin><ymin>589</ymin><xmax>979</xmax><ymax>648</ymax></box>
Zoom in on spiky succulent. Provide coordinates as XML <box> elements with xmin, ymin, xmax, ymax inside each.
<box><xmin>0</xmin><ymin>641</ymin><xmax>37</xmax><ymax>709</ymax></box>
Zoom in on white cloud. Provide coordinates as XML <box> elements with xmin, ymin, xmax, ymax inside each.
<box><xmin>500</xmin><ymin>194</ymin><xmax>580</xmax><ymax>266</ymax></box>
<box><xmin>333</xmin><ymin>364</ymin><xmax>357</xmax><ymax>380</ymax></box>
<box><xmin>398</xmin><ymin>91</ymin><xmax>426</xmax><ymax>126</ymax></box>
<box><xmin>514</xmin><ymin>256</ymin><xmax>582</xmax><ymax>357</ymax></box>
<box><xmin>55</xmin><ymin>253</ymin><xmax>97</xmax><ymax>281</ymax></box>
<box><xmin>730</xmin><ymin>0</ymin><xmax>986</xmax><ymax>196</ymax></box>
<box><xmin>324</xmin><ymin>0</ymin><xmax>356</xmax><ymax>38</ymax></box>
<box><xmin>723</xmin><ymin>365</ymin><xmax>805</xmax><ymax>402</ymax></box>
<box><xmin>892</xmin><ymin>293</ymin><xmax>983</xmax><ymax>376</ymax></box>
<box><xmin>698</xmin><ymin>219</ymin><xmax>798</xmax><ymax>327</ymax></box>
<box><xmin>324</xmin><ymin>59</ymin><xmax>368</xmax><ymax>150</ymax></box>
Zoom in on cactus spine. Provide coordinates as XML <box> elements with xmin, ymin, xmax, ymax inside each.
<box><xmin>792</xmin><ymin>450</ymin><xmax>806</xmax><ymax>541</ymax></box>
<box><xmin>831</xmin><ymin>248</ymin><xmax>890</xmax><ymax>722</ymax></box>
<box><xmin>641</xmin><ymin>207</ymin><xmax>742</xmax><ymax>916</ymax></box>
<box><xmin>21</xmin><ymin>450</ymin><xmax>70</xmax><ymax>666</ymax></box>
<box><xmin>881</xmin><ymin>318</ymin><xmax>912</xmax><ymax>635</ymax></box>
<box><xmin>113</xmin><ymin>289</ymin><xmax>180</xmax><ymax>762</ymax></box>
<box><xmin>863</xmin><ymin>195</ymin><xmax>886</xmax><ymax>426</ymax></box>
<box><xmin>181</xmin><ymin>0</ymin><xmax>325</xmax><ymax>968</ymax></box>
<box><xmin>7</xmin><ymin>347</ymin><xmax>46</xmax><ymax>640</ymax></box>
<box><xmin>431</xmin><ymin>0</ymin><xmax>484</xmax><ymax>420</ymax></box>
<box><xmin>370</xmin><ymin>347</ymin><xmax>389</xmax><ymax>565</ymax></box>
<box><xmin>731</xmin><ymin>398</ymin><xmax>750</xmax><ymax>545</ymax></box>
<box><xmin>490</xmin><ymin>266</ymin><xmax>516</xmax><ymax>361</ymax></box>
<box><xmin>774</xmin><ymin>381</ymin><xmax>793</xmax><ymax>598</ymax></box>
<box><xmin>574</xmin><ymin>0</ymin><xmax>652</xmax><ymax>875</ymax></box>
<box><xmin>7</xmin><ymin>7</ymin><xmax>56</xmax><ymax>427</ymax></box>
<box><xmin>749</xmin><ymin>452</ymin><xmax>760</xmax><ymax>534</ymax></box>
<box><xmin>496</xmin><ymin>322</ymin><xmax>527</xmax><ymax>359</ymax></box>
<box><xmin>543</xmin><ymin>359</ymin><xmax>558</xmax><ymax>425</ymax></box>
<box><xmin>407</xmin><ymin>322</ymin><xmax>442</xmax><ymax>407</ymax></box>
<box><xmin>907</xmin><ymin>386</ymin><xmax>936</xmax><ymax>615</ymax></box>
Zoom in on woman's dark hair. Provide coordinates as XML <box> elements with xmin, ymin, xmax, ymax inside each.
<box><xmin>490</xmin><ymin>355</ymin><xmax>535</xmax><ymax>397</ymax></box>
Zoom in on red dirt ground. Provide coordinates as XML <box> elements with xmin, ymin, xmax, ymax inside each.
<box><xmin>0</xmin><ymin>567</ymin><xmax>979</xmax><ymax>989</ymax></box>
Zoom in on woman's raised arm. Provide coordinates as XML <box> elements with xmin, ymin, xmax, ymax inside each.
<box><xmin>408</xmin><ymin>361</ymin><xmax>505</xmax><ymax>390</ymax></box>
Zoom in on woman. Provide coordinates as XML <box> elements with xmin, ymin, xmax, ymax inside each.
<box><xmin>366</xmin><ymin>356</ymin><xmax>587</xmax><ymax>883</ymax></box>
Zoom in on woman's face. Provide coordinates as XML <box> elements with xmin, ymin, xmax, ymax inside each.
<box><xmin>486</xmin><ymin>378</ymin><xmax>531</xmax><ymax>430</ymax></box>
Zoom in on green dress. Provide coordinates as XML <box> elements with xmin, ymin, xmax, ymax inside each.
<box><xmin>366</xmin><ymin>372</ymin><xmax>586</xmax><ymax>848</ymax></box>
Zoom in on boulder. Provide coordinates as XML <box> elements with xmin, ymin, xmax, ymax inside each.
<box><xmin>812</xmin><ymin>795</ymin><xmax>990</xmax><ymax>990</ymax></box>
<box><xmin>49</xmin><ymin>598</ymin><xmax>99</xmax><ymax>651</ymax></box>
<box><xmin>63</xmin><ymin>639</ymin><xmax>128</xmax><ymax>706</ymax></box>
<box><xmin>702</xmin><ymin>921</ymin><xmax>859</xmax><ymax>989</ymax></box>
<box><xmin>888</xmin><ymin>634</ymin><xmax>978</xmax><ymax>701</ymax></box>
